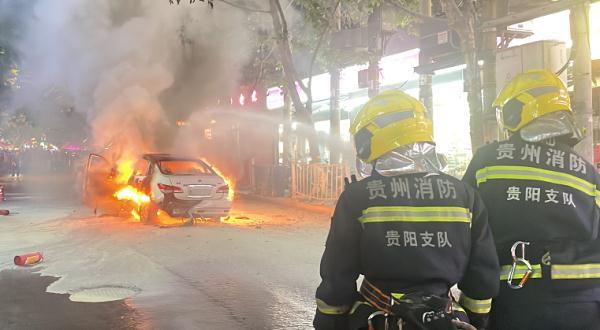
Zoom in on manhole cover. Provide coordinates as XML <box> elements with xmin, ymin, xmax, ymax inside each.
<box><xmin>69</xmin><ymin>286</ymin><xmax>140</xmax><ymax>303</ymax></box>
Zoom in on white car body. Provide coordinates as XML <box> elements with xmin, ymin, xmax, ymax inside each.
<box><xmin>132</xmin><ymin>154</ymin><xmax>231</xmax><ymax>219</ymax></box>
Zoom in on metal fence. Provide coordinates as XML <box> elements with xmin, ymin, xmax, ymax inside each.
<box><xmin>291</xmin><ymin>163</ymin><xmax>350</xmax><ymax>202</ymax></box>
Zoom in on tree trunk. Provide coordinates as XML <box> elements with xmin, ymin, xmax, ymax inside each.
<box><xmin>481</xmin><ymin>0</ymin><xmax>499</xmax><ymax>144</ymax></box>
<box><xmin>419</xmin><ymin>0</ymin><xmax>434</xmax><ymax>116</ymax></box>
<box><xmin>570</xmin><ymin>2</ymin><xmax>594</xmax><ymax>162</ymax></box>
<box><xmin>368</xmin><ymin>6</ymin><xmax>382</xmax><ymax>98</ymax></box>
<box><xmin>462</xmin><ymin>33</ymin><xmax>485</xmax><ymax>153</ymax></box>
<box><xmin>440</xmin><ymin>0</ymin><xmax>484</xmax><ymax>153</ymax></box>
<box><xmin>269</xmin><ymin>0</ymin><xmax>321</xmax><ymax>163</ymax></box>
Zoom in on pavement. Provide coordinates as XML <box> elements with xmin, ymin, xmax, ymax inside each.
<box><xmin>0</xmin><ymin>270</ymin><xmax>143</xmax><ymax>330</ymax></box>
<box><xmin>240</xmin><ymin>192</ymin><xmax>335</xmax><ymax>217</ymax></box>
<box><xmin>0</xmin><ymin>176</ymin><xmax>332</xmax><ymax>329</ymax></box>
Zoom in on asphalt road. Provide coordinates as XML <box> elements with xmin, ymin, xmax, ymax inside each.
<box><xmin>0</xmin><ymin>183</ymin><xmax>331</xmax><ymax>330</ymax></box>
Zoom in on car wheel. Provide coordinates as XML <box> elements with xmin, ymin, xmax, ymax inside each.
<box><xmin>140</xmin><ymin>202</ymin><xmax>158</xmax><ymax>224</ymax></box>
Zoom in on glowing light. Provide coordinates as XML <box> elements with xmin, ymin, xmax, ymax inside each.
<box><xmin>115</xmin><ymin>158</ymin><xmax>135</xmax><ymax>185</ymax></box>
<box><xmin>239</xmin><ymin>93</ymin><xmax>245</xmax><ymax>106</ymax></box>
<box><xmin>114</xmin><ymin>185</ymin><xmax>150</xmax><ymax>206</ymax></box>
<box><xmin>131</xmin><ymin>209</ymin><xmax>141</xmax><ymax>221</ymax></box>
<box><xmin>202</xmin><ymin>160</ymin><xmax>235</xmax><ymax>201</ymax></box>
<box><xmin>251</xmin><ymin>90</ymin><xmax>258</xmax><ymax>102</ymax></box>
<box><xmin>220</xmin><ymin>216</ymin><xmax>257</xmax><ymax>226</ymax></box>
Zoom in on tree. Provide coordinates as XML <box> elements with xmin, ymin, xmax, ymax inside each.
<box><xmin>172</xmin><ymin>0</ymin><xmax>423</xmax><ymax>163</ymax></box>
<box><xmin>437</xmin><ymin>0</ymin><xmax>483</xmax><ymax>152</ymax></box>
<box><xmin>0</xmin><ymin>1</ymin><xmax>34</xmax><ymax>105</ymax></box>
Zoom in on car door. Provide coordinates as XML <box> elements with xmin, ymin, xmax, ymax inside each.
<box><xmin>82</xmin><ymin>153</ymin><xmax>113</xmax><ymax>206</ymax></box>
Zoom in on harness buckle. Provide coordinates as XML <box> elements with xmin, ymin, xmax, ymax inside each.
<box><xmin>367</xmin><ymin>310</ymin><xmax>388</xmax><ymax>330</ymax></box>
<box><xmin>507</xmin><ymin>241</ymin><xmax>534</xmax><ymax>289</ymax></box>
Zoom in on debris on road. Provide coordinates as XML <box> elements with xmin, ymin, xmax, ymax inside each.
<box><xmin>0</xmin><ymin>209</ymin><xmax>10</xmax><ymax>216</ymax></box>
<box><xmin>14</xmin><ymin>252</ymin><xmax>44</xmax><ymax>266</ymax></box>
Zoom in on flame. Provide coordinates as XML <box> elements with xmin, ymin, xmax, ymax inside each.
<box><xmin>114</xmin><ymin>186</ymin><xmax>150</xmax><ymax>205</ymax></box>
<box><xmin>131</xmin><ymin>209</ymin><xmax>141</xmax><ymax>221</ymax></box>
<box><xmin>202</xmin><ymin>160</ymin><xmax>235</xmax><ymax>201</ymax></box>
<box><xmin>115</xmin><ymin>158</ymin><xmax>135</xmax><ymax>185</ymax></box>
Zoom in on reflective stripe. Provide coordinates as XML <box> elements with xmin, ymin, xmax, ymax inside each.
<box><xmin>500</xmin><ymin>264</ymin><xmax>543</xmax><ymax>280</ymax></box>
<box><xmin>391</xmin><ymin>292</ymin><xmax>405</xmax><ymax>299</ymax></box>
<box><xmin>458</xmin><ymin>295</ymin><xmax>492</xmax><ymax>314</ymax></box>
<box><xmin>476</xmin><ymin>166</ymin><xmax>596</xmax><ymax>196</ymax></box>
<box><xmin>359</xmin><ymin>206</ymin><xmax>472</xmax><ymax>225</ymax></box>
<box><xmin>526</xmin><ymin>86</ymin><xmax>559</xmax><ymax>97</ymax></box>
<box><xmin>373</xmin><ymin>111</ymin><xmax>414</xmax><ymax>128</ymax></box>
<box><xmin>316</xmin><ymin>299</ymin><xmax>350</xmax><ymax>315</ymax></box>
<box><xmin>551</xmin><ymin>264</ymin><xmax>600</xmax><ymax>279</ymax></box>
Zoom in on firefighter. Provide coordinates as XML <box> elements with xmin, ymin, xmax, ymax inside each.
<box><xmin>462</xmin><ymin>69</ymin><xmax>600</xmax><ymax>329</ymax></box>
<box><xmin>313</xmin><ymin>90</ymin><xmax>500</xmax><ymax>330</ymax></box>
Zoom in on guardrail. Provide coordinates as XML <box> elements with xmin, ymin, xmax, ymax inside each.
<box><xmin>291</xmin><ymin>163</ymin><xmax>350</xmax><ymax>202</ymax></box>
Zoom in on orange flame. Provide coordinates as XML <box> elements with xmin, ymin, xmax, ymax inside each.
<box><xmin>115</xmin><ymin>158</ymin><xmax>135</xmax><ymax>185</ymax></box>
<box><xmin>114</xmin><ymin>186</ymin><xmax>150</xmax><ymax>205</ymax></box>
<box><xmin>206</xmin><ymin>162</ymin><xmax>235</xmax><ymax>201</ymax></box>
<box><xmin>131</xmin><ymin>209</ymin><xmax>141</xmax><ymax>221</ymax></box>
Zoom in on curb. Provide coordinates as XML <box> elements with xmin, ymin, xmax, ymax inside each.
<box><xmin>238</xmin><ymin>193</ymin><xmax>334</xmax><ymax>217</ymax></box>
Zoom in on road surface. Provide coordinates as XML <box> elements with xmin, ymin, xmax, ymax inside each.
<box><xmin>0</xmin><ymin>179</ymin><xmax>332</xmax><ymax>329</ymax></box>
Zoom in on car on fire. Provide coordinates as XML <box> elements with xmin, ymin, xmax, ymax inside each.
<box><xmin>129</xmin><ymin>154</ymin><xmax>231</xmax><ymax>223</ymax></box>
<box><xmin>82</xmin><ymin>153</ymin><xmax>231</xmax><ymax>223</ymax></box>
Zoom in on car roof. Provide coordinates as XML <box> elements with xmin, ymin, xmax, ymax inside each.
<box><xmin>142</xmin><ymin>153</ymin><xmax>205</xmax><ymax>163</ymax></box>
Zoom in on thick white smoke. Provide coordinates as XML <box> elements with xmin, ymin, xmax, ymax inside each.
<box><xmin>12</xmin><ymin>0</ymin><xmax>252</xmax><ymax>164</ymax></box>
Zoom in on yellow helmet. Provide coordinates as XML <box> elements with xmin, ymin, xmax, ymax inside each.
<box><xmin>350</xmin><ymin>90</ymin><xmax>433</xmax><ymax>163</ymax></box>
<box><xmin>494</xmin><ymin>69</ymin><xmax>571</xmax><ymax>132</ymax></box>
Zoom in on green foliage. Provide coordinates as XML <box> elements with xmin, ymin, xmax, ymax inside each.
<box><xmin>0</xmin><ymin>110</ymin><xmax>41</xmax><ymax>146</ymax></box>
<box><xmin>0</xmin><ymin>1</ymin><xmax>35</xmax><ymax>102</ymax></box>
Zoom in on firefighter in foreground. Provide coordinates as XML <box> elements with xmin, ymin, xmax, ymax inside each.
<box><xmin>313</xmin><ymin>90</ymin><xmax>500</xmax><ymax>330</ymax></box>
<box><xmin>463</xmin><ymin>69</ymin><xmax>600</xmax><ymax>329</ymax></box>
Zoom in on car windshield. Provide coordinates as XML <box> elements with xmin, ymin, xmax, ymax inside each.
<box><xmin>157</xmin><ymin>160</ymin><xmax>213</xmax><ymax>176</ymax></box>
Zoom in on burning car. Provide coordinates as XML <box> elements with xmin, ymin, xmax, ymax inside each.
<box><xmin>127</xmin><ymin>154</ymin><xmax>232</xmax><ymax>222</ymax></box>
<box><xmin>83</xmin><ymin>153</ymin><xmax>232</xmax><ymax>223</ymax></box>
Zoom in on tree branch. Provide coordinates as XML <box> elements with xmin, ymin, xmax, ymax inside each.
<box><xmin>306</xmin><ymin>0</ymin><xmax>342</xmax><ymax>110</ymax></box>
<box><xmin>386</xmin><ymin>0</ymin><xmax>447</xmax><ymax>22</ymax></box>
<box><xmin>218</xmin><ymin>0</ymin><xmax>270</xmax><ymax>13</ymax></box>
<box><xmin>441</xmin><ymin>0</ymin><xmax>466</xmax><ymax>22</ymax></box>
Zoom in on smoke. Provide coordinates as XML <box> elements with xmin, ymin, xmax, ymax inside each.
<box><xmin>10</xmin><ymin>0</ymin><xmax>253</xmax><ymax>163</ymax></box>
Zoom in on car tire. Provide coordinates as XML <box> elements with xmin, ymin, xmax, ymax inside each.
<box><xmin>140</xmin><ymin>202</ymin><xmax>158</xmax><ymax>225</ymax></box>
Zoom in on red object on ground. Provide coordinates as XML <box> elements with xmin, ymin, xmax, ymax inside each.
<box><xmin>14</xmin><ymin>252</ymin><xmax>43</xmax><ymax>266</ymax></box>
<box><xmin>0</xmin><ymin>210</ymin><xmax>9</xmax><ymax>216</ymax></box>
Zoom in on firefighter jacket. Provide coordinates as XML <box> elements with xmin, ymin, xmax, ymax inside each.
<box><xmin>314</xmin><ymin>171</ymin><xmax>500</xmax><ymax>324</ymax></box>
<box><xmin>463</xmin><ymin>135</ymin><xmax>600</xmax><ymax>299</ymax></box>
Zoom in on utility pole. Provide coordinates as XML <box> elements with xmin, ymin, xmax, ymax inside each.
<box><xmin>481</xmin><ymin>0</ymin><xmax>499</xmax><ymax>143</ymax></box>
<box><xmin>419</xmin><ymin>0</ymin><xmax>433</xmax><ymax>116</ymax></box>
<box><xmin>570</xmin><ymin>2</ymin><xmax>594</xmax><ymax>162</ymax></box>
<box><xmin>367</xmin><ymin>5</ymin><xmax>382</xmax><ymax>98</ymax></box>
